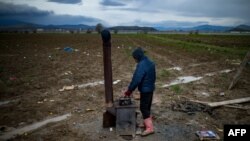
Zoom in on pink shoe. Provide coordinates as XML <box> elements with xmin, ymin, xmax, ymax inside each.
<box><xmin>141</xmin><ymin>117</ymin><xmax>154</xmax><ymax>136</ymax></box>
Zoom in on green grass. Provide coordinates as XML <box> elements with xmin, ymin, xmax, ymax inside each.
<box><xmin>158</xmin><ymin>69</ymin><xmax>171</xmax><ymax>78</ymax></box>
<box><xmin>145</xmin><ymin>34</ymin><xmax>248</xmax><ymax>58</ymax></box>
<box><xmin>170</xmin><ymin>84</ymin><xmax>182</xmax><ymax>95</ymax></box>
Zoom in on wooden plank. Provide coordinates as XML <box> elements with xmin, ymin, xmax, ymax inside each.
<box><xmin>223</xmin><ymin>105</ymin><xmax>250</xmax><ymax>110</ymax></box>
<box><xmin>207</xmin><ymin>97</ymin><xmax>250</xmax><ymax>107</ymax></box>
<box><xmin>184</xmin><ymin>96</ymin><xmax>250</xmax><ymax>108</ymax></box>
<box><xmin>228</xmin><ymin>50</ymin><xmax>250</xmax><ymax>90</ymax></box>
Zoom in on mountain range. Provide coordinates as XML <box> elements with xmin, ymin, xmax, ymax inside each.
<box><xmin>0</xmin><ymin>19</ymin><xmax>250</xmax><ymax>32</ymax></box>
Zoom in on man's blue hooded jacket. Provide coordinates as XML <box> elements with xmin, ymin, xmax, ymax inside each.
<box><xmin>128</xmin><ymin>48</ymin><xmax>156</xmax><ymax>93</ymax></box>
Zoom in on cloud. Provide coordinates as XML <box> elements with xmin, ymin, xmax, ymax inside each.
<box><xmin>0</xmin><ymin>2</ymin><xmax>102</xmax><ymax>25</ymax></box>
<box><xmin>48</xmin><ymin>0</ymin><xmax>82</xmax><ymax>4</ymax></box>
<box><xmin>100</xmin><ymin>0</ymin><xmax>125</xmax><ymax>6</ymax></box>
<box><xmin>126</xmin><ymin>19</ymin><xmax>209</xmax><ymax>28</ymax></box>
<box><xmin>0</xmin><ymin>2</ymin><xmax>52</xmax><ymax>16</ymax></box>
<box><xmin>133</xmin><ymin>0</ymin><xmax>250</xmax><ymax>22</ymax></box>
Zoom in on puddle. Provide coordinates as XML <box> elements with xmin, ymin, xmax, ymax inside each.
<box><xmin>162</xmin><ymin>76</ymin><xmax>203</xmax><ymax>88</ymax></box>
<box><xmin>77</xmin><ymin>80</ymin><xmax>121</xmax><ymax>89</ymax></box>
<box><xmin>0</xmin><ymin>113</ymin><xmax>71</xmax><ymax>140</ymax></box>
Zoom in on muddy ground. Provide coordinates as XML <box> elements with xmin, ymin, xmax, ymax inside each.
<box><xmin>0</xmin><ymin>33</ymin><xmax>249</xmax><ymax>141</ymax></box>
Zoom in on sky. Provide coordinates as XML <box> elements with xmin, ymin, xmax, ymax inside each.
<box><xmin>0</xmin><ymin>0</ymin><xmax>250</xmax><ymax>27</ymax></box>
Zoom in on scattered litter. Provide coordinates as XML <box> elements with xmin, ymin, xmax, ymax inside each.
<box><xmin>205</xmin><ymin>69</ymin><xmax>233</xmax><ymax>76</ymax></box>
<box><xmin>167</xmin><ymin>67</ymin><xmax>182</xmax><ymax>71</ymax></box>
<box><xmin>0</xmin><ymin>101</ymin><xmax>11</xmax><ymax>106</ymax></box>
<box><xmin>59</xmin><ymin>80</ymin><xmax>121</xmax><ymax>91</ymax></box>
<box><xmin>77</xmin><ymin>81</ymin><xmax>104</xmax><ymax>89</ymax></box>
<box><xmin>50</xmin><ymin>100</ymin><xmax>55</xmax><ymax>102</ymax></box>
<box><xmin>201</xmin><ymin>92</ymin><xmax>210</xmax><ymax>97</ymax></box>
<box><xmin>74</xmin><ymin>49</ymin><xmax>79</xmax><ymax>52</ymax></box>
<box><xmin>0</xmin><ymin>113</ymin><xmax>71</xmax><ymax>140</ymax></box>
<box><xmin>64</xmin><ymin>47</ymin><xmax>73</xmax><ymax>53</ymax></box>
<box><xmin>86</xmin><ymin>108</ymin><xmax>94</xmax><ymax>112</ymax></box>
<box><xmin>113</xmin><ymin>80</ymin><xmax>121</xmax><ymax>84</ymax></box>
<box><xmin>59</xmin><ymin>85</ymin><xmax>75</xmax><ymax>92</ymax></box>
<box><xmin>219</xmin><ymin>69</ymin><xmax>233</xmax><ymax>73</ymax></box>
<box><xmin>37</xmin><ymin>101</ymin><xmax>43</xmax><ymax>104</ymax></box>
<box><xmin>110</xmin><ymin>128</ymin><xmax>113</xmax><ymax>132</ymax></box>
<box><xmin>162</xmin><ymin>76</ymin><xmax>203</xmax><ymax>88</ymax></box>
<box><xmin>48</xmin><ymin>55</ymin><xmax>53</xmax><ymax>61</ymax></box>
<box><xmin>0</xmin><ymin>100</ymin><xmax>18</xmax><ymax>106</ymax></box>
<box><xmin>227</xmin><ymin>59</ymin><xmax>241</xmax><ymax>65</ymax></box>
<box><xmin>23</xmin><ymin>57</ymin><xmax>26</xmax><ymax>59</ymax></box>
<box><xmin>64</xmin><ymin>71</ymin><xmax>73</xmax><ymax>75</ymax></box>
<box><xmin>216</xmin><ymin>128</ymin><xmax>223</xmax><ymax>132</ymax></box>
<box><xmin>163</xmin><ymin>69</ymin><xmax>233</xmax><ymax>87</ymax></box>
<box><xmin>219</xmin><ymin>92</ymin><xmax>225</xmax><ymax>96</ymax></box>
<box><xmin>196</xmin><ymin>130</ymin><xmax>220</xmax><ymax>140</ymax></box>
<box><xmin>55</xmin><ymin>47</ymin><xmax>60</xmax><ymax>50</ymax></box>
<box><xmin>77</xmin><ymin>80</ymin><xmax>121</xmax><ymax>89</ymax></box>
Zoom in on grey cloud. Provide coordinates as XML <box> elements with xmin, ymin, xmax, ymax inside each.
<box><xmin>175</xmin><ymin>0</ymin><xmax>250</xmax><ymax>19</ymax></box>
<box><xmin>100</xmin><ymin>0</ymin><xmax>125</xmax><ymax>6</ymax></box>
<box><xmin>0</xmin><ymin>2</ymin><xmax>52</xmax><ymax>16</ymax></box>
<box><xmin>33</xmin><ymin>14</ymin><xmax>101</xmax><ymax>25</ymax></box>
<box><xmin>48</xmin><ymin>0</ymin><xmax>82</xmax><ymax>4</ymax></box>
<box><xmin>137</xmin><ymin>0</ymin><xmax>250</xmax><ymax>22</ymax></box>
<box><xmin>0</xmin><ymin>2</ymin><xmax>101</xmax><ymax>25</ymax></box>
<box><xmin>129</xmin><ymin>20</ymin><xmax>209</xmax><ymax>28</ymax></box>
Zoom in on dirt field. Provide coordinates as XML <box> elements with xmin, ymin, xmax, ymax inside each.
<box><xmin>0</xmin><ymin>33</ymin><xmax>249</xmax><ymax>141</ymax></box>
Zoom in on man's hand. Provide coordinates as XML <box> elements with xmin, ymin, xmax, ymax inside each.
<box><xmin>124</xmin><ymin>90</ymin><xmax>132</xmax><ymax>97</ymax></box>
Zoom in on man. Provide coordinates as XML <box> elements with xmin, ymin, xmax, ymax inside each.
<box><xmin>124</xmin><ymin>47</ymin><xmax>156</xmax><ymax>136</ymax></box>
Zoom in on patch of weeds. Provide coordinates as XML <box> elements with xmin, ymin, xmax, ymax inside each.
<box><xmin>158</xmin><ymin>69</ymin><xmax>170</xmax><ymax>78</ymax></box>
<box><xmin>124</xmin><ymin>47</ymin><xmax>132</xmax><ymax>57</ymax></box>
<box><xmin>170</xmin><ymin>85</ymin><xmax>182</xmax><ymax>94</ymax></box>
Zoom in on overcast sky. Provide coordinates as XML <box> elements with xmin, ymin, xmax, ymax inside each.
<box><xmin>0</xmin><ymin>0</ymin><xmax>249</xmax><ymax>27</ymax></box>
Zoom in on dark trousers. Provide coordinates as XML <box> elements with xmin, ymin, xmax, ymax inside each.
<box><xmin>140</xmin><ymin>92</ymin><xmax>153</xmax><ymax>119</ymax></box>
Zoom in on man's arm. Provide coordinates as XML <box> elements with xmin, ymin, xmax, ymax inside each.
<box><xmin>128</xmin><ymin>63</ymin><xmax>145</xmax><ymax>91</ymax></box>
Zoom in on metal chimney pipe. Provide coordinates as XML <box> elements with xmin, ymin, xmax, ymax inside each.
<box><xmin>101</xmin><ymin>30</ymin><xmax>113</xmax><ymax>108</ymax></box>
